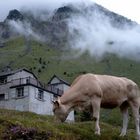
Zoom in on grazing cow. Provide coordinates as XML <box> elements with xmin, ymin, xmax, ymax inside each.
<box><xmin>53</xmin><ymin>74</ymin><xmax>140</xmax><ymax>138</ymax></box>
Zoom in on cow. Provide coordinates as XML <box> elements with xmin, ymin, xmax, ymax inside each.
<box><xmin>53</xmin><ymin>73</ymin><xmax>140</xmax><ymax>138</ymax></box>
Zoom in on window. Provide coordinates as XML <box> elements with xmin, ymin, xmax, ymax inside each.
<box><xmin>0</xmin><ymin>76</ymin><xmax>7</xmax><ymax>84</ymax></box>
<box><xmin>37</xmin><ymin>89</ymin><xmax>44</xmax><ymax>100</ymax></box>
<box><xmin>0</xmin><ymin>94</ymin><xmax>5</xmax><ymax>100</ymax></box>
<box><xmin>16</xmin><ymin>87</ymin><xmax>24</xmax><ymax>97</ymax></box>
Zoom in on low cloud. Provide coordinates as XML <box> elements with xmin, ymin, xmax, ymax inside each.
<box><xmin>67</xmin><ymin>5</ymin><xmax>140</xmax><ymax>61</ymax></box>
<box><xmin>0</xmin><ymin>0</ymin><xmax>89</xmax><ymax>21</ymax></box>
<box><xmin>3</xmin><ymin>0</ymin><xmax>140</xmax><ymax>61</ymax></box>
<box><xmin>9</xmin><ymin>20</ymin><xmax>44</xmax><ymax>41</ymax></box>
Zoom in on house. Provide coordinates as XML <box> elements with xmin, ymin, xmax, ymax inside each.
<box><xmin>47</xmin><ymin>74</ymin><xmax>70</xmax><ymax>97</ymax></box>
<box><xmin>0</xmin><ymin>68</ymin><xmax>74</xmax><ymax>121</ymax></box>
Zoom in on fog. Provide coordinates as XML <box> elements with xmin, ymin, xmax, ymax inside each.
<box><xmin>2</xmin><ymin>0</ymin><xmax>140</xmax><ymax>61</ymax></box>
<box><xmin>67</xmin><ymin>4</ymin><xmax>140</xmax><ymax>61</ymax></box>
<box><xmin>0</xmin><ymin>0</ymin><xmax>89</xmax><ymax>21</ymax></box>
<box><xmin>9</xmin><ymin>20</ymin><xmax>44</xmax><ymax>41</ymax></box>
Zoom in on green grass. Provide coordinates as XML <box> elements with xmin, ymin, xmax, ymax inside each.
<box><xmin>0</xmin><ymin>109</ymin><xmax>136</xmax><ymax>140</ymax></box>
<box><xmin>1</xmin><ymin>37</ymin><xmax>140</xmax><ymax>87</ymax></box>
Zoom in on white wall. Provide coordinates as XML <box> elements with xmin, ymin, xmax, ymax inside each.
<box><xmin>29</xmin><ymin>86</ymin><xmax>54</xmax><ymax>115</ymax></box>
<box><xmin>50</xmin><ymin>77</ymin><xmax>60</xmax><ymax>84</ymax></box>
<box><xmin>66</xmin><ymin>111</ymin><xmax>75</xmax><ymax>122</ymax></box>
<box><xmin>0</xmin><ymin>86</ymin><xmax>29</xmax><ymax>111</ymax></box>
<box><xmin>7</xmin><ymin>70</ymin><xmax>34</xmax><ymax>82</ymax></box>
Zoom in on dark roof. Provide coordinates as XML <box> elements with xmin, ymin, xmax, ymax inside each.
<box><xmin>48</xmin><ymin>74</ymin><xmax>70</xmax><ymax>86</ymax></box>
<box><xmin>0</xmin><ymin>68</ymin><xmax>37</xmax><ymax>79</ymax></box>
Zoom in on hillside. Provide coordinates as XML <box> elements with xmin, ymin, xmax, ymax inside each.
<box><xmin>0</xmin><ymin>37</ymin><xmax>140</xmax><ymax>86</ymax></box>
<box><xmin>0</xmin><ymin>2</ymin><xmax>140</xmax><ymax>85</ymax></box>
<box><xmin>0</xmin><ymin>109</ymin><xmax>136</xmax><ymax>140</ymax></box>
<box><xmin>0</xmin><ymin>2</ymin><xmax>137</xmax><ymax>46</ymax></box>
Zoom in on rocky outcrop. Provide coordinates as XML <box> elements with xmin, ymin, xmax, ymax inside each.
<box><xmin>0</xmin><ymin>3</ymin><xmax>137</xmax><ymax>46</ymax></box>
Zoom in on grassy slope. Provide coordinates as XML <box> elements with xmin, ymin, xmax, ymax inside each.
<box><xmin>0</xmin><ymin>37</ymin><xmax>140</xmax><ymax>86</ymax></box>
<box><xmin>0</xmin><ymin>37</ymin><xmax>140</xmax><ymax>139</ymax></box>
<box><xmin>0</xmin><ymin>109</ymin><xmax>136</xmax><ymax>140</ymax></box>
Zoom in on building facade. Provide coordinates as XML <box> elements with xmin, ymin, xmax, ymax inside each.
<box><xmin>0</xmin><ymin>68</ymin><xmax>74</xmax><ymax>121</ymax></box>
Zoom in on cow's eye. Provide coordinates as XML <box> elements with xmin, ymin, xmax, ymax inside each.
<box><xmin>53</xmin><ymin>108</ymin><xmax>56</xmax><ymax>112</ymax></box>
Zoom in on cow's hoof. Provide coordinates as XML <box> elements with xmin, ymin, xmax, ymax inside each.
<box><xmin>119</xmin><ymin>131</ymin><xmax>126</xmax><ymax>137</ymax></box>
<box><xmin>94</xmin><ymin>131</ymin><xmax>100</xmax><ymax>135</ymax></box>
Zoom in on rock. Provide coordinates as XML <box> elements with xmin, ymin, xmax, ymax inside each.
<box><xmin>6</xmin><ymin>9</ymin><xmax>24</xmax><ymax>21</ymax></box>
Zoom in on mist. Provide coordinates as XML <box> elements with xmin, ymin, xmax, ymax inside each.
<box><xmin>67</xmin><ymin>4</ymin><xmax>140</xmax><ymax>61</ymax></box>
<box><xmin>0</xmin><ymin>0</ymin><xmax>89</xmax><ymax>21</ymax></box>
<box><xmin>8</xmin><ymin>20</ymin><xmax>44</xmax><ymax>41</ymax></box>
<box><xmin>2</xmin><ymin>0</ymin><xmax>140</xmax><ymax>61</ymax></box>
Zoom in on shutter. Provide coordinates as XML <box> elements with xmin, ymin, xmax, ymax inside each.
<box><xmin>5</xmin><ymin>93</ymin><xmax>9</xmax><ymax>100</ymax></box>
<box><xmin>10</xmin><ymin>89</ymin><xmax>16</xmax><ymax>98</ymax></box>
<box><xmin>35</xmin><ymin>88</ymin><xmax>38</xmax><ymax>99</ymax></box>
<box><xmin>24</xmin><ymin>86</ymin><xmax>29</xmax><ymax>96</ymax></box>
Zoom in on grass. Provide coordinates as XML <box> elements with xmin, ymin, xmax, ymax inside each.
<box><xmin>0</xmin><ymin>109</ymin><xmax>136</xmax><ymax>140</ymax></box>
<box><xmin>0</xmin><ymin>37</ymin><xmax>140</xmax><ymax>139</ymax></box>
<box><xmin>0</xmin><ymin>37</ymin><xmax>140</xmax><ymax>87</ymax></box>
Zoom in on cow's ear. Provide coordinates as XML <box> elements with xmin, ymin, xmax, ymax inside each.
<box><xmin>53</xmin><ymin>100</ymin><xmax>60</xmax><ymax>107</ymax></box>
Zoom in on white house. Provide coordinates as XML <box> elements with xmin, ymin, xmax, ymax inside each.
<box><xmin>0</xmin><ymin>68</ymin><xmax>74</xmax><ymax>121</ymax></box>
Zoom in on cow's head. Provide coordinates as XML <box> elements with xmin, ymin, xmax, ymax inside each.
<box><xmin>52</xmin><ymin>99</ymin><xmax>68</xmax><ymax>122</ymax></box>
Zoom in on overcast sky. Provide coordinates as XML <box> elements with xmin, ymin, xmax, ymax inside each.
<box><xmin>92</xmin><ymin>0</ymin><xmax>140</xmax><ymax>24</ymax></box>
<box><xmin>0</xmin><ymin>0</ymin><xmax>140</xmax><ymax>23</ymax></box>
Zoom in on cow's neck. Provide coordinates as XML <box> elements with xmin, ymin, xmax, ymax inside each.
<box><xmin>60</xmin><ymin>98</ymin><xmax>74</xmax><ymax>113</ymax></box>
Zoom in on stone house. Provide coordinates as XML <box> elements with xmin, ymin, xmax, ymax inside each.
<box><xmin>0</xmin><ymin>68</ymin><xmax>74</xmax><ymax>121</ymax></box>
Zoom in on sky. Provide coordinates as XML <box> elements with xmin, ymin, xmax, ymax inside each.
<box><xmin>0</xmin><ymin>0</ymin><xmax>140</xmax><ymax>23</ymax></box>
<box><xmin>92</xmin><ymin>0</ymin><xmax>140</xmax><ymax>24</ymax></box>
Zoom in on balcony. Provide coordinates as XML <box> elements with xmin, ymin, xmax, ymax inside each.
<box><xmin>47</xmin><ymin>85</ymin><xmax>63</xmax><ymax>96</ymax></box>
<box><xmin>10</xmin><ymin>77</ymin><xmax>63</xmax><ymax>96</ymax></box>
<box><xmin>11</xmin><ymin>77</ymin><xmax>47</xmax><ymax>89</ymax></box>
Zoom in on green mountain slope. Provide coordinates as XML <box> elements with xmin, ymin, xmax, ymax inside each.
<box><xmin>0</xmin><ymin>37</ymin><xmax>140</xmax><ymax>86</ymax></box>
<box><xmin>0</xmin><ymin>109</ymin><xmax>136</xmax><ymax>140</ymax></box>
<box><xmin>0</xmin><ymin>36</ymin><xmax>139</xmax><ymax>140</ymax></box>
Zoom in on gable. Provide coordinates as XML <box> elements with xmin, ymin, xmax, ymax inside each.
<box><xmin>50</xmin><ymin>77</ymin><xmax>61</xmax><ymax>84</ymax></box>
<box><xmin>7</xmin><ymin>69</ymin><xmax>36</xmax><ymax>82</ymax></box>
<box><xmin>48</xmin><ymin>75</ymin><xmax>70</xmax><ymax>86</ymax></box>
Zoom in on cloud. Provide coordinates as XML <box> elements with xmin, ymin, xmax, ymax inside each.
<box><xmin>8</xmin><ymin>20</ymin><xmax>44</xmax><ymax>41</ymax></box>
<box><xmin>67</xmin><ymin>5</ymin><xmax>140</xmax><ymax>61</ymax></box>
<box><xmin>0</xmin><ymin>0</ymin><xmax>91</xmax><ymax>21</ymax></box>
<box><xmin>2</xmin><ymin>0</ymin><xmax>140</xmax><ymax>61</ymax></box>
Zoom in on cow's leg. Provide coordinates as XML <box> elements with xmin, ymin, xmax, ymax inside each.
<box><xmin>120</xmin><ymin>103</ymin><xmax>129</xmax><ymax>136</ymax></box>
<box><xmin>91</xmin><ymin>97</ymin><xmax>101</xmax><ymax>135</ymax></box>
<box><xmin>129</xmin><ymin>100</ymin><xmax>140</xmax><ymax>139</ymax></box>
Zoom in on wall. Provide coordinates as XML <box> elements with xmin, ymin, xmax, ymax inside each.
<box><xmin>50</xmin><ymin>77</ymin><xmax>69</xmax><ymax>92</ymax></box>
<box><xmin>50</xmin><ymin>77</ymin><xmax>60</xmax><ymax>84</ymax></box>
<box><xmin>66</xmin><ymin>111</ymin><xmax>75</xmax><ymax>122</ymax></box>
<box><xmin>0</xmin><ymin>86</ymin><xmax>29</xmax><ymax>111</ymax></box>
<box><xmin>50</xmin><ymin>78</ymin><xmax>74</xmax><ymax>121</ymax></box>
<box><xmin>29</xmin><ymin>86</ymin><xmax>54</xmax><ymax>115</ymax></box>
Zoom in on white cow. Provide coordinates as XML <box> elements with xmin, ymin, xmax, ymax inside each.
<box><xmin>53</xmin><ymin>74</ymin><xmax>140</xmax><ymax>139</ymax></box>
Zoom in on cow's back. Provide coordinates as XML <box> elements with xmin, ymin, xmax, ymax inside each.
<box><xmin>94</xmin><ymin>74</ymin><xmax>139</xmax><ymax>108</ymax></box>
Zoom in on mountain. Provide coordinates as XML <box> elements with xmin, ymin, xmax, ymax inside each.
<box><xmin>0</xmin><ymin>2</ymin><xmax>140</xmax><ymax>85</ymax></box>
<box><xmin>0</xmin><ymin>3</ymin><xmax>137</xmax><ymax>45</ymax></box>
